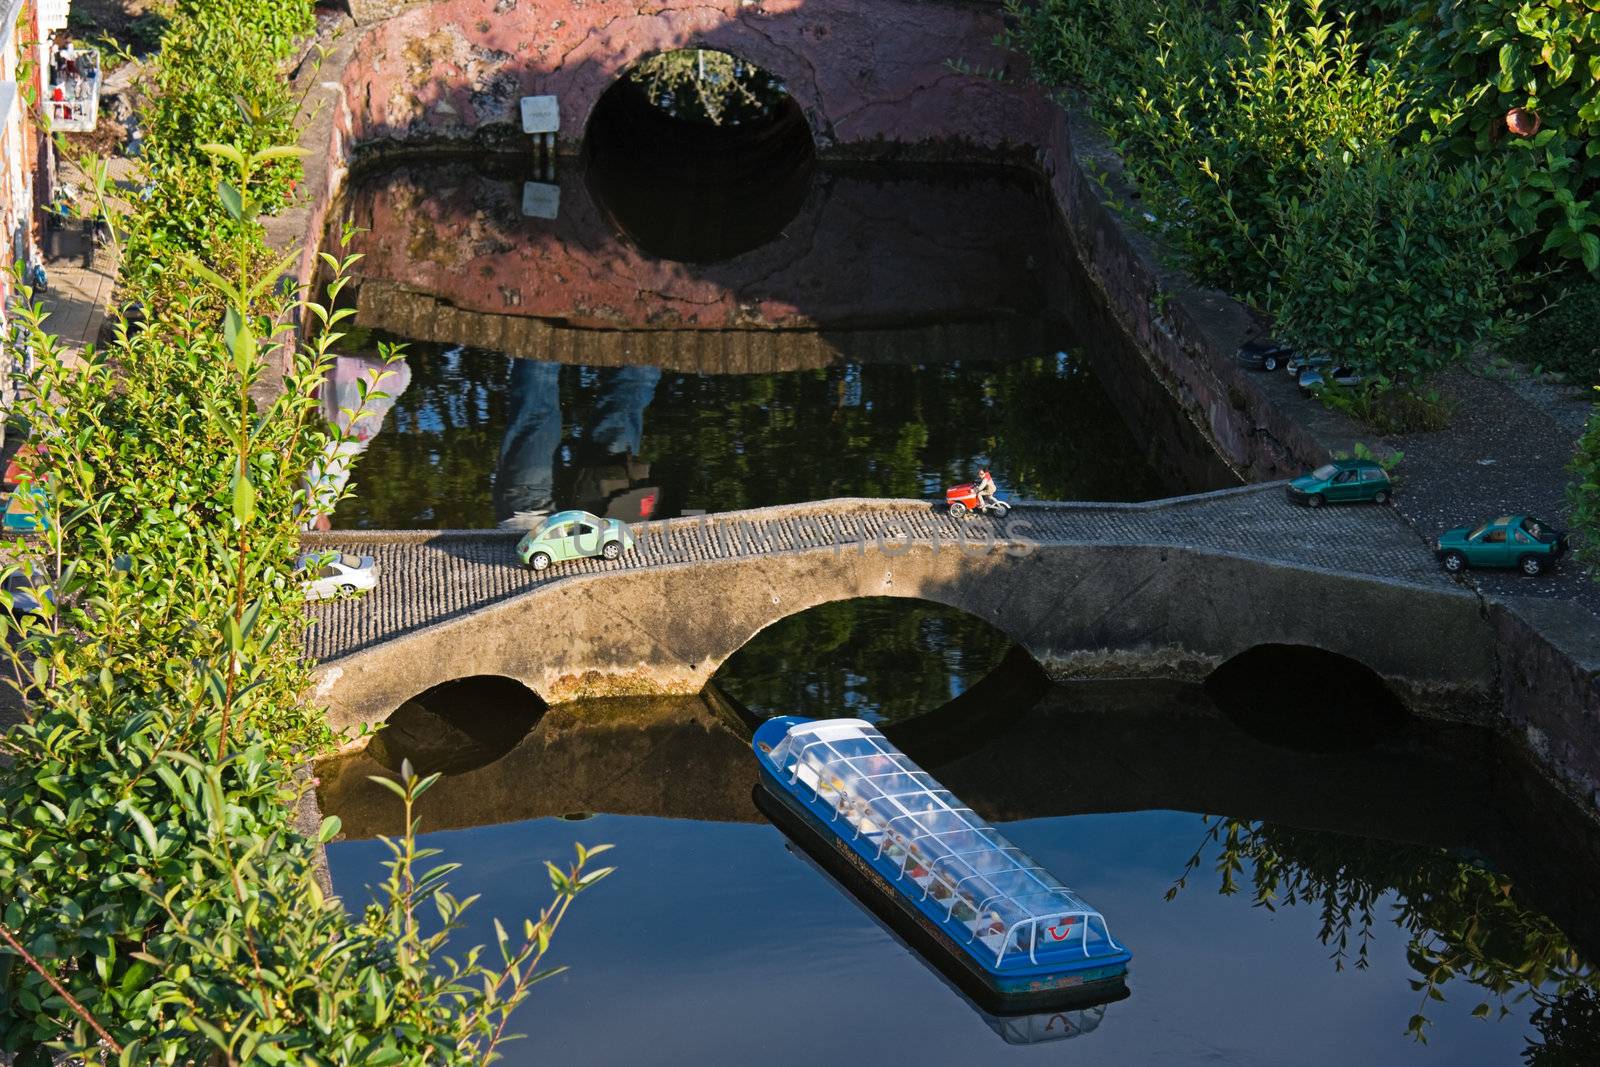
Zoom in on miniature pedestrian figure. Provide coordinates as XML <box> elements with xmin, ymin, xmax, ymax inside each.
<box><xmin>976</xmin><ymin>468</ymin><xmax>998</xmax><ymax>510</ymax></box>
<box><xmin>28</xmin><ymin>263</ymin><xmax>47</xmax><ymax>293</ymax></box>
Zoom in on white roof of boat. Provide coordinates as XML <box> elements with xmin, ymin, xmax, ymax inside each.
<box><xmin>766</xmin><ymin>718</ymin><xmax>1103</xmax><ymax>925</ymax></box>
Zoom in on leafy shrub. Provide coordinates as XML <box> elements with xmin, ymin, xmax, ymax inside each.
<box><xmin>1569</xmin><ymin>388</ymin><xmax>1600</xmax><ymax>574</ymax></box>
<box><xmin>1404</xmin><ymin>0</ymin><xmax>1600</xmax><ymax>273</ymax></box>
<box><xmin>1514</xmin><ymin>281</ymin><xmax>1600</xmax><ymax>380</ymax></box>
<box><xmin>0</xmin><ymin>1</ymin><xmax>611</xmax><ymax>1057</ymax></box>
<box><xmin>1262</xmin><ymin>147</ymin><xmax>1514</xmax><ymax>381</ymax></box>
<box><xmin>1</xmin><ymin>143</ymin><xmax>611</xmax><ymax>1066</ymax></box>
<box><xmin>1317</xmin><ymin>381</ymin><xmax>1456</xmax><ymax>433</ymax></box>
<box><xmin>122</xmin><ymin>0</ymin><xmax>312</xmax><ymax>313</ymax></box>
<box><xmin>1005</xmin><ymin>0</ymin><xmax>1509</xmax><ymax>379</ymax></box>
<box><xmin>1010</xmin><ymin>0</ymin><xmax>1414</xmax><ymax>295</ymax></box>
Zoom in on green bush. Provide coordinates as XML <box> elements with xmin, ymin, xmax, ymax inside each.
<box><xmin>1</xmin><ymin>0</ymin><xmax>612</xmax><ymax>1057</ymax></box>
<box><xmin>1004</xmin><ymin>0</ymin><xmax>1511</xmax><ymax>381</ymax></box>
<box><xmin>122</xmin><ymin>0</ymin><xmax>312</xmax><ymax>313</ymax></box>
<box><xmin>1263</xmin><ymin>147</ymin><xmax>1513</xmax><ymax>380</ymax></box>
<box><xmin>1404</xmin><ymin>0</ymin><xmax>1600</xmax><ymax>273</ymax></box>
<box><xmin>1570</xmin><ymin>389</ymin><xmax>1600</xmax><ymax>574</ymax></box>
<box><xmin>1</xmin><ymin>143</ymin><xmax>611</xmax><ymax>1067</ymax></box>
<box><xmin>1515</xmin><ymin>281</ymin><xmax>1600</xmax><ymax>380</ymax></box>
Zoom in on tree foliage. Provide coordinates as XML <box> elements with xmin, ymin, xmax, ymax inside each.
<box><xmin>0</xmin><ymin>1</ymin><xmax>611</xmax><ymax>1059</ymax></box>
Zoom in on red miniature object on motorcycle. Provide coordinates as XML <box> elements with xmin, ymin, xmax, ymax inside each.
<box><xmin>945</xmin><ymin>481</ymin><xmax>1011</xmax><ymax>518</ymax></box>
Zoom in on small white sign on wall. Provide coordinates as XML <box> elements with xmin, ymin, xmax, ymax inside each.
<box><xmin>522</xmin><ymin>182</ymin><xmax>560</xmax><ymax>220</ymax></box>
<box><xmin>520</xmin><ymin>95</ymin><xmax>560</xmax><ymax>134</ymax></box>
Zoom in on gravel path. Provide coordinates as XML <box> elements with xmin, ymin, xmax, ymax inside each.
<box><xmin>1376</xmin><ymin>368</ymin><xmax>1599</xmax><ymax>618</ymax></box>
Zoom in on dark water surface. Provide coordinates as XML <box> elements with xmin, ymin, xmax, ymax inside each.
<box><xmin>330</xmin><ymin>347</ymin><xmax>1169</xmax><ymax>529</ymax></box>
<box><xmin>321</xmin><ymin>678</ymin><xmax>1600</xmax><ymax>1066</ymax></box>
<box><xmin>322</xmin><ymin>159</ymin><xmax>1189</xmax><ymax>530</ymax></box>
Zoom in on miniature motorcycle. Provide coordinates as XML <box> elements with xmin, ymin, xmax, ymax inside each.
<box><xmin>945</xmin><ymin>482</ymin><xmax>1010</xmax><ymax>518</ymax></box>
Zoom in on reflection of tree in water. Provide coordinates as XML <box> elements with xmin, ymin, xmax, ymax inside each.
<box><xmin>1167</xmin><ymin>817</ymin><xmax>1600</xmax><ymax>1054</ymax></box>
<box><xmin>338</xmin><ymin>345</ymin><xmax>1170</xmax><ymax>529</ymax></box>
<box><xmin>643</xmin><ymin>354</ymin><xmax>1168</xmax><ymax>515</ymax></box>
<box><xmin>714</xmin><ymin>598</ymin><xmax>1015</xmax><ymax>724</ymax></box>
<box><xmin>628</xmin><ymin>49</ymin><xmax>790</xmax><ymax>126</ymax></box>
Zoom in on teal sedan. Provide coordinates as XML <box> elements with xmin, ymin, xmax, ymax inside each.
<box><xmin>1286</xmin><ymin>458</ymin><xmax>1392</xmax><ymax>507</ymax></box>
<box><xmin>1436</xmin><ymin>515</ymin><xmax>1568</xmax><ymax>576</ymax></box>
<box><xmin>516</xmin><ymin>510</ymin><xmax>636</xmax><ymax>571</ymax></box>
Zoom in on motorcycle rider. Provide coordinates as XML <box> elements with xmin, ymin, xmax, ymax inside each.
<box><xmin>976</xmin><ymin>468</ymin><xmax>998</xmax><ymax>511</ymax></box>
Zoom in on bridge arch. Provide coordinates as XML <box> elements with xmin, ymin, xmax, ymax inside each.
<box><xmin>1205</xmin><ymin>643</ymin><xmax>1409</xmax><ymax>752</ymax></box>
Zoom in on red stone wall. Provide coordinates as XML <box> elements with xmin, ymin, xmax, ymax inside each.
<box><xmin>335</xmin><ymin>0</ymin><xmax>1049</xmax><ymax>156</ymax></box>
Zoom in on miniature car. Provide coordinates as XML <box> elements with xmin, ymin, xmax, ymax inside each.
<box><xmin>1436</xmin><ymin>515</ymin><xmax>1568</xmax><ymax>576</ymax></box>
<box><xmin>1235</xmin><ymin>338</ymin><xmax>1296</xmax><ymax>372</ymax></box>
<box><xmin>1298</xmin><ymin>365</ymin><xmax>1362</xmax><ymax>393</ymax></box>
<box><xmin>1285</xmin><ymin>458</ymin><xmax>1392</xmax><ymax>507</ymax></box>
<box><xmin>298</xmin><ymin>551</ymin><xmax>379</xmax><ymax>600</ymax></box>
<box><xmin>1285</xmin><ymin>351</ymin><xmax>1331</xmax><ymax>375</ymax></box>
<box><xmin>516</xmin><ymin>509</ymin><xmax>635</xmax><ymax>571</ymax></box>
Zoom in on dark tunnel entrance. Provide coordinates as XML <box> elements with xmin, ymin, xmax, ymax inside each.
<box><xmin>583</xmin><ymin>48</ymin><xmax>817</xmax><ymax>263</ymax></box>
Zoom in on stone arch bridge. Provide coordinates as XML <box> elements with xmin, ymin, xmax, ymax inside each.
<box><xmin>306</xmin><ymin>485</ymin><xmax>1498</xmax><ymax>730</ymax></box>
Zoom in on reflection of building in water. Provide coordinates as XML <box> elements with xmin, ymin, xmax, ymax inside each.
<box><xmin>304</xmin><ymin>353</ymin><xmax>413</xmax><ymax>529</ymax></box>
<box><xmin>495</xmin><ymin>360</ymin><xmax>661</xmax><ymax>528</ymax></box>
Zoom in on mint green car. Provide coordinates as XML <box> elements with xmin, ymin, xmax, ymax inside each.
<box><xmin>1285</xmin><ymin>458</ymin><xmax>1392</xmax><ymax>507</ymax></box>
<box><xmin>1435</xmin><ymin>515</ymin><xmax>1568</xmax><ymax>576</ymax></box>
<box><xmin>516</xmin><ymin>510</ymin><xmax>636</xmax><ymax>571</ymax></box>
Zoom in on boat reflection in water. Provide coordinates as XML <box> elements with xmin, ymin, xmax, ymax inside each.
<box><xmin>780</xmin><ymin>838</ymin><xmax>1119</xmax><ymax>1046</ymax></box>
<box><xmin>753</xmin><ymin>717</ymin><xmax>1131</xmax><ymax>1013</ymax></box>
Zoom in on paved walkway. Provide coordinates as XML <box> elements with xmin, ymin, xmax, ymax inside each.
<box><xmin>35</xmin><ymin>155</ymin><xmax>134</xmax><ymax>359</ymax></box>
<box><xmin>1377</xmin><ymin>367</ymin><xmax>1600</xmax><ymax>619</ymax></box>
<box><xmin>305</xmin><ymin>484</ymin><xmax>1450</xmax><ymax>663</ymax></box>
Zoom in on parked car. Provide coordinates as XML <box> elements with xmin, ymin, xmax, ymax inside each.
<box><xmin>1436</xmin><ymin>515</ymin><xmax>1568</xmax><ymax>576</ymax></box>
<box><xmin>298</xmin><ymin>551</ymin><xmax>379</xmax><ymax>600</ymax></box>
<box><xmin>1285</xmin><ymin>351</ymin><xmax>1331</xmax><ymax>375</ymax></box>
<box><xmin>1235</xmin><ymin>338</ymin><xmax>1296</xmax><ymax>372</ymax></box>
<box><xmin>516</xmin><ymin>509</ymin><xmax>635</xmax><ymax>571</ymax></box>
<box><xmin>1286</xmin><ymin>458</ymin><xmax>1393</xmax><ymax>507</ymax></box>
<box><xmin>1298</xmin><ymin>365</ymin><xmax>1362</xmax><ymax>393</ymax></box>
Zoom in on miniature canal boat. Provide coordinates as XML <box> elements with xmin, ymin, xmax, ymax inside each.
<box><xmin>753</xmin><ymin>716</ymin><xmax>1131</xmax><ymax>1013</ymax></box>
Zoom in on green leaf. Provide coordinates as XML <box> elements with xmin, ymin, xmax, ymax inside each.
<box><xmin>219</xmin><ymin>181</ymin><xmax>244</xmax><ymax>222</ymax></box>
<box><xmin>232</xmin><ymin>471</ymin><xmax>256</xmax><ymax>524</ymax></box>
<box><xmin>114</xmin><ymin>799</ymin><xmax>160</xmax><ymax>855</ymax></box>
<box><xmin>1581</xmin><ymin>232</ymin><xmax>1600</xmax><ymax>273</ymax></box>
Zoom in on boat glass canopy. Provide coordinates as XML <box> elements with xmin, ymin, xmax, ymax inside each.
<box><xmin>761</xmin><ymin>718</ymin><xmax>1123</xmax><ymax>969</ymax></box>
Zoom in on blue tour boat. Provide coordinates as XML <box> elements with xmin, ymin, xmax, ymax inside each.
<box><xmin>753</xmin><ymin>716</ymin><xmax>1132</xmax><ymax>1012</ymax></box>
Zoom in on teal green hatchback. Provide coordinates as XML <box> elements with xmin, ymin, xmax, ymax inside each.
<box><xmin>1286</xmin><ymin>458</ymin><xmax>1392</xmax><ymax>508</ymax></box>
<box><xmin>516</xmin><ymin>510</ymin><xmax>636</xmax><ymax>571</ymax></box>
<box><xmin>1436</xmin><ymin>515</ymin><xmax>1568</xmax><ymax>576</ymax></box>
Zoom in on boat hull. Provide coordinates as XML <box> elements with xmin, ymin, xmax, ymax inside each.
<box><xmin>755</xmin><ymin>773</ymin><xmax>1130</xmax><ymax>1015</ymax></box>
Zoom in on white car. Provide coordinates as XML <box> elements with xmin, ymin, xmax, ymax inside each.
<box><xmin>299</xmin><ymin>552</ymin><xmax>378</xmax><ymax>601</ymax></box>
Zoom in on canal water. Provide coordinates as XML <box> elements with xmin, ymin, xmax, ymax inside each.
<box><xmin>319</xmin><ymin>657</ymin><xmax>1600</xmax><ymax>1065</ymax></box>
<box><xmin>318</xmin><ymin>156</ymin><xmax>1204</xmax><ymax>530</ymax></box>
<box><xmin>319</xmin><ymin>123</ymin><xmax>1596</xmax><ymax>1060</ymax></box>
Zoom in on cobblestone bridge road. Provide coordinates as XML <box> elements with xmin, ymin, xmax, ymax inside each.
<box><xmin>304</xmin><ymin>485</ymin><xmax>1452</xmax><ymax>664</ymax></box>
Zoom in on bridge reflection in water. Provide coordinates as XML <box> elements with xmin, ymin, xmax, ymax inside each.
<box><xmin>318</xmin><ymin>678</ymin><xmax>1600</xmax><ymax>1061</ymax></box>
